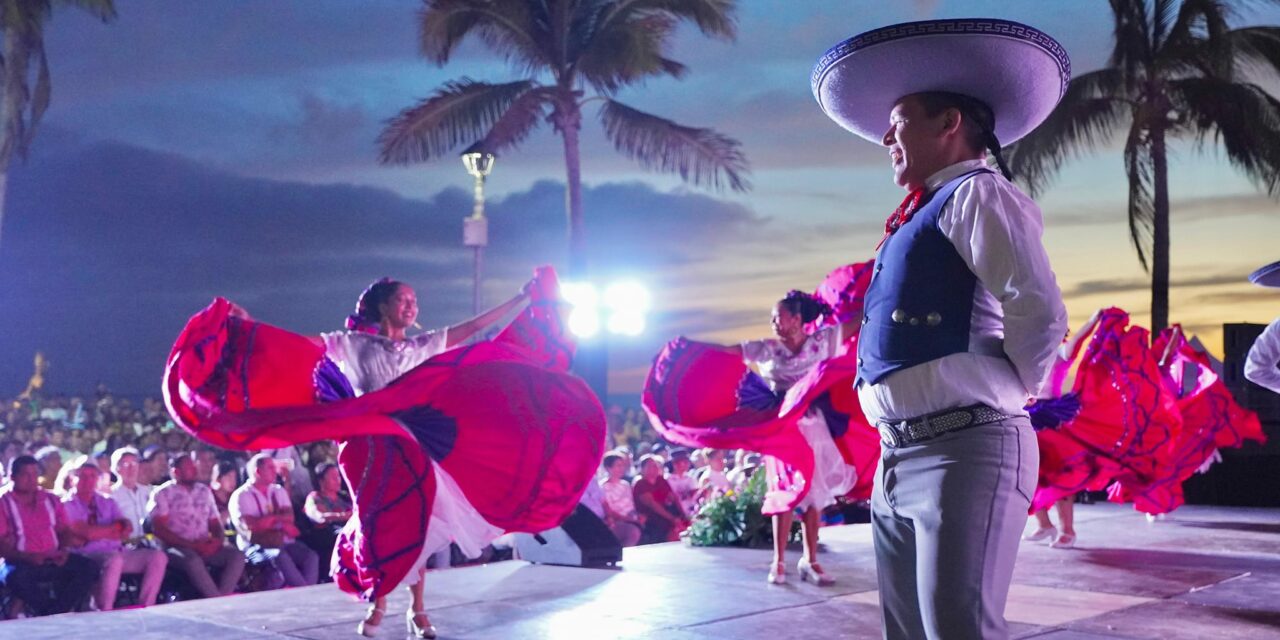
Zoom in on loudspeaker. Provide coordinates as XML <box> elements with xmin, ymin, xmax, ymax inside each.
<box><xmin>513</xmin><ymin>505</ymin><xmax>623</xmax><ymax>567</ymax></box>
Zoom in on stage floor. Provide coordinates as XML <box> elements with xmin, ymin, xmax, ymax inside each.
<box><xmin>4</xmin><ymin>503</ymin><xmax>1280</xmax><ymax>639</ymax></box>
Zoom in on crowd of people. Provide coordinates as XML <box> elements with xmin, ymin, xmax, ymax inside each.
<box><xmin>0</xmin><ymin>388</ymin><xmax>714</xmax><ymax>619</ymax></box>
<box><xmin>0</xmin><ymin>388</ymin><xmax>354</xmax><ymax>618</ymax></box>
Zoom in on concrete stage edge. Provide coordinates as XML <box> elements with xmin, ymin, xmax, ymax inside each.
<box><xmin>4</xmin><ymin>503</ymin><xmax>1280</xmax><ymax>639</ymax></box>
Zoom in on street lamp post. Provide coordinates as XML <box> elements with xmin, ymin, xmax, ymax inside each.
<box><xmin>460</xmin><ymin>143</ymin><xmax>496</xmax><ymax>315</ymax></box>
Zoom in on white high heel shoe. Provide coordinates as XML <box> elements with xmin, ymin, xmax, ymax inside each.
<box><xmin>406</xmin><ymin>609</ymin><xmax>438</xmax><ymax>639</ymax></box>
<box><xmin>767</xmin><ymin>560</ymin><xmax>786</xmax><ymax>585</ymax></box>
<box><xmin>1023</xmin><ymin>525</ymin><xmax>1057</xmax><ymax>543</ymax></box>
<box><xmin>356</xmin><ymin>606</ymin><xmax>385</xmax><ymax>637</ymax></box>
<box><xmin>797</xmin><ymin>558</ymin><xmax>835</xmax><ymax>586</ymax></box>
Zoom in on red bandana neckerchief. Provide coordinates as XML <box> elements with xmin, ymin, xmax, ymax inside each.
<box><xmin>876</xmin><ymin>187</ymin><xmax>926</xmax><ymax>251</ymax></box>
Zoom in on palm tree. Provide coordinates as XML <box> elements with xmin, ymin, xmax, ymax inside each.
<box><xmin>378</xmin><ymin>0</ymin><xmax>750</xmax><ymax>276</ymax></box>
<box><xmin>1008</xmin><ymin>0</ymin><xmax>1280</xmax><ymax>332</ymax></box>
<box><xmin>0</xmin><ymin>0</ymin><xmax>117</xmax><ymax>246</ymax></box>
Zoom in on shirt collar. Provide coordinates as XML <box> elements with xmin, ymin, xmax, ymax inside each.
<box><xmin>925</xmin><ymin>158</ymin><xmax>990</xmax><ymax>191</ymax></box>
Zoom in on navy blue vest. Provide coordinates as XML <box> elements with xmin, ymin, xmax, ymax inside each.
<box><xmin>857</xmin><ymin>169</ymin><xmax>993</xmax><ymax>386</ymax></box>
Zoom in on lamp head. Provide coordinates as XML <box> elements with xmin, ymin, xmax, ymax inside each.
<box><xmin>460</xmin><ymin>141</ymin><xmax>496</xmax><ymax>177</ymax></box>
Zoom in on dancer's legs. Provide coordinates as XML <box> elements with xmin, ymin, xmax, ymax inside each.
<box><xmin>1055</xmin><ymin>497</ymin><xmax>1075</xmax><ymax>536</ymax></box>
<box><xmin>1033</xmin><ymin>508</ymin><xmax>1054</xmax><ymax>529</ymax></box>
<box><xmin>800</xmin><ymin>506</ymin><xmax>821</xmax><ymax>562</ymax></box>
<box><xmin>771</xmin><ymin>509</ymin><xmax>793</xmax><ymax>566</ymax></box>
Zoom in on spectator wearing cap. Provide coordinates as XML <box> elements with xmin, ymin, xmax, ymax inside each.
<box><xmin>230</xmin><ymin>453</ymin><xmax>319</xmax><ymax>587</ymax></box>
<box><xmin>632</xmin><ymin>454</ymin><xmax>688</xmax><ymax>544</ymax></box>
<box><xmin>148</xmin><ymin>452</ymin><xmax>245</xmax><ymax>598</ymax></box>
<box><xmin>664</xmin><ymin>449</ymin><xmax>698</xmax><ymax>517</ymax></box>
<box><xmin>0</xmin><ymin>455</ymin><xmax>99</xmax><ymax>616</ymax></box>
<box><xmin>33</xmin><ymin>445</ymin><xmax>61</xmax><ymax>491</ymax></box>
<box><xmin>599</xmin><ymin>453</ymin><xmax>642</xmax><ymax>547</ymax></box>
<box><xmin>62</xmin><ymin>462</ymin><xmax>167</xmax><ymax>610</ymax></box>
<box><xmin>109</xmin><ymin>447</ymin><xmax>152</xmax><ymax>543</ymax></box>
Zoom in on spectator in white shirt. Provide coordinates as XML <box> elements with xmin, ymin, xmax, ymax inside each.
<box><xmin>109</xmin><ymin>447</ymin><xmax>151</xmax><ymax>543</ymax></box>
<box><xmin>599</xmin><ymin>453</ymin><xmax>641</xmax><ymax>547</ymax></box>
<box><xmin>229</xmin><ymin>453</ymin><xmax>319</xmax><ymax>587</ymax></box>
<box><xmin>697</xmin><ymin>448</ymin><xmax>732</xmax><ymax>498</ymax></box>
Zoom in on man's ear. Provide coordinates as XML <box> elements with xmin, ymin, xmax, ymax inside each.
<box><xmin>940</xmin><ymin>107</ymin><xmax>964</xmax><ymax>138</ymax></box>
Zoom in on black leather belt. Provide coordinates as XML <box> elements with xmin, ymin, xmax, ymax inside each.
<box><xmin>876</xmin><ymin>404</ymin><xmax>1010</xmax><ymax>448</ymax></box>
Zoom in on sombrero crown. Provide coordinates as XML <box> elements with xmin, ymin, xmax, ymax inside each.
<box><xmin>813</xmin><ymin>19</ymin><xmax>1071</xmax><ymax>145</ymax></box>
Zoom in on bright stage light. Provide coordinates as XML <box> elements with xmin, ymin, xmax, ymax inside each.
<box><xmin>561</xmin><ymin>279</ymin><xmax>650</xmax><ymax>338</ymax></box>
<box><xmin>603</xmin><ymin>281</ymin><xmax>650</xmax><ymax>313</ymax></box>
<box><xmin>568</xmin><ymin>307</ymin><xmax>600</xmax><ymax>338</ymax></box>
<box><xmin>607</xmin><ymin>312</ymin><xmax>645</xmax><ymax>337</ymax></box>
<box><xmin>559</xmin><ymin>281</ymin><xmax>599</xmax><ymax>309</ymax></box>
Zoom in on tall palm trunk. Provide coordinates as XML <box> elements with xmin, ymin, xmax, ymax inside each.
<box><xmin>1150</xmin><ymin>124</ymin><xmax>1170</xmax><ymax>334</ymax></box>
<box><xmin>553</xmin><ymin>98</ymin><xmax>587</xmax><ymax>277</ymax></box>
<box><xmin>0</xmin><ymin>170</ymin><xmax>8</xmax><ymax>246</ymax></box>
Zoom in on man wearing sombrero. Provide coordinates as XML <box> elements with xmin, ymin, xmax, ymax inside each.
<box><xmin>812</xmin><ymin>19</ymin><xmax>1071</xmax><ymax>639</ymax></box>
<box><xmin>1246</xmin><ymin>262</ymin><xmax>1280</xmax><ymax>393</ymax></box>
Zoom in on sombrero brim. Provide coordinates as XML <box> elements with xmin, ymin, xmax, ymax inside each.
<box><xmin>1249</xmin><ymin>261</ymin><xmax>1280</xmax><ymax>288</ymax></box>
<box><xmin>812</xmin><ymin>19</ymin><xmax>1071</xmax><ymax>145</ymax></box>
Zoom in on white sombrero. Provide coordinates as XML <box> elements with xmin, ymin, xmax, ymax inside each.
<box><xmin>812</xmin><ymin>18</ymin><xmax>1071</xmax><ymax>145</ymax></box>
<box><xmin>1249</xmin><ymin>261</ymin><xmax>1280</xmax><ymax>288</ymax></box>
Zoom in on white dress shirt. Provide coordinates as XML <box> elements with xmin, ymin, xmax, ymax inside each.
<box><xmin>1245</xmin><ymin>317</ymin><xmax>1280</xmax><ymax>393</ymax></box>
<box><xmin>858</xmin><ymin>159</ymin><xmax>1068</xmax><ymax>424</ymax></box>
<box><xmin>110</xmin><ymin>481</ymin><xmax>153</xmax><ymax>540</ymax></box>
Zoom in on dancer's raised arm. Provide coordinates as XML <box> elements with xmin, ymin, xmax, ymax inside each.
<box><xmin>444</xmin><ymin>281</ymin><xmax>532</xmax><ymax>348</ymax></box>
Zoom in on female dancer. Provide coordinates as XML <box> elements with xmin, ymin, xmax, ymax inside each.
<box><xmin>327</xmin><ymin>277</ymin><xmax>529</xmax><ymax>637</ymax></box>
<box><xmin>698</xmin><ymin>291</ymin><xmax>857</xmax><ymax>585</ymax></box>
<box><xmin>164</xmin><ymin>267</ymin><xmax>605</xmax><ymax>640</ymax></box>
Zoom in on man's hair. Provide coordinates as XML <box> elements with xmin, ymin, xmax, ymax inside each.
<box><xmin>168</xmin><ymin>451</ymin><xmax>194</xmax><ymax>470</ymax></box>
<box><xmin>8</xmin><ymin>454</ymin><xmax>38</xmax><ymax>478</ymax></box>
<box><xmin>247</xmin><ymin>452</ymin><xmax>274</xmax><ymax>473</ymax></box>
<box><xmin>911</xmin><ymin>91</ymin><xmax>1013</xmax><ymax>180</ymax></box>
<box><xmin>603</xmin><ymin>453</ymin><xmax>625</xmax><ymax>470</ymax></box>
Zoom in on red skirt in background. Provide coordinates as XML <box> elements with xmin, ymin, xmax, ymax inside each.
<box><xmin>1032</xmin><ymin>308</ymin><xmax>1183</xmax><ymax>514</ymax></box>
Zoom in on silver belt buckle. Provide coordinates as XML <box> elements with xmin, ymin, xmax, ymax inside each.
<box><xmin>877</xmin><ymin>422</ymin><xmax>901</xmax><ymax>448</ymax></box>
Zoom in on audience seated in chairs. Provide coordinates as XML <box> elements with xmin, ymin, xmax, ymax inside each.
<box><xmin>632</xmin><ymin>454</ymin><xmax>689</xmax><ymax>544</ymax></box>
<box><xmin>147</xmin><ymin>452</ymin><xmax>245</xmax><ymax>598</ymax></box>
<box><xmin>301</xmin><ymin>462</ymin><xmax>351</xmax><ymax>581</ymax></box>
<box><xmin>62</xmin><ymin>461</ymin><xmax>167</xmax><ymax>610</ymax></box>
<box><xmin>108</xmin><ymin>447</ymin><xmax>152</xmax><ymax>544</ymax></box>
<box><xmin>599</xmin><ymin>453</ymin><xmax>642</xmax><ymax>547</ymax></box>
<box><xmin>229</xmin><ymin>454</ymin><xmax>319</xmax><ymax>588</ymax></box>
<box><xmin>0</xmin><ymin>455</ymin><xmax>99</xmax><ymax>617</ymax></box>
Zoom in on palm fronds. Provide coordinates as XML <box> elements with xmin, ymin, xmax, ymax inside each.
<box><xmin>378</xmin><ymin>79</ymin><xmax>539</xmax><ymax>164</ymax></box>
<box><xmin>599</xmin><ymin>99</ymin><xmax>750</xmax><ymax>193</ymax></box>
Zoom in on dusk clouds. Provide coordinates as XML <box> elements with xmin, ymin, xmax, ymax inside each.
<box><xmin>4</xmin><ymin>2</ymin><xmax>1280</xmax><ymax>398</ymax></box>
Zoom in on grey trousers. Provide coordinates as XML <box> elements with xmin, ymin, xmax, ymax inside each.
<box><xmin>166</xmin><ymin>544</ymin><xmax>246</xmax><ymax>598</ymax></box>
<box><xmin>872</xmin><ymin>417</ymin><xmax>1037</xmax><ymax>640</ymax></box>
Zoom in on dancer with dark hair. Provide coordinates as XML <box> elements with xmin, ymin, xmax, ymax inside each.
<box><xmin>657</xmin><ymin>287</ymin><xmax>862</xmax><ymax>585</ymax></box>
<box><xmin>164</xmin><ymin>267</ymin><xmax>605</xmax><ymax>640</ymax></box>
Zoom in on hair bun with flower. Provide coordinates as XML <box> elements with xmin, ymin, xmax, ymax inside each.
<box><xmin>346</xmin><ymin>277</ymin><xmax>400</xmax><ymax>334</ymax></box>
